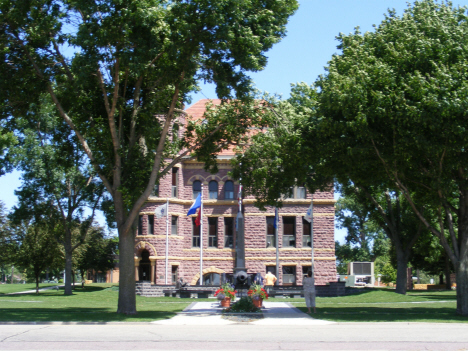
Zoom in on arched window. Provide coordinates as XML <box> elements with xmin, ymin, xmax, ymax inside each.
<box><xmin>193</xmin><ymin>180</ymin><xmax>201</xmax><ymax>199</ymax></box>
<box><xmin>209</xmin><ymin>180</ymin><xmax>218</xmax><ymax>199</ymax></box>
<box><xmin>224</xmin><ymin>180</ymin><xmax>234</xmax><ymax>199</ymax></box>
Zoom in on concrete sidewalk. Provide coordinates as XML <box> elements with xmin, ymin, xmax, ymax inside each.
<box><xmin>152</xmin><ymin>301</ymin><xmax>334</xmax><ymax>325</ymax></box>
<box><xmin>4</xmin><ymin>283</ymin><xmax>84</xmax><ymax>295</ymax></box>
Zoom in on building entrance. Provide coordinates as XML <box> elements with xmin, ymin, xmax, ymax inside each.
<box><xmin>139</xmin><ymin>250</ymin><xmax>151</xmax><ymax>281</ymax></box>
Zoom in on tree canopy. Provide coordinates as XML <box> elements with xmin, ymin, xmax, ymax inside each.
<box><xmin>233</xmin><ymin>0</ymin><xmax>468</xmax><ymax>315</ymax></box>
<box><xmin>0</xmin><ymin>0</ymin><xmax>298</xmax><ymax>314</ymax></box>
<box><xmin>317</xmin><ymin>0</ymin><xmax>468</xmax><ymax>315</ymax></box>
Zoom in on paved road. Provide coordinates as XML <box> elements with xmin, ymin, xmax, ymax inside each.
<box><xmin>0</xmin><ymin>302</ymin><xmax>467</xmax><ymax>350</ymax></box>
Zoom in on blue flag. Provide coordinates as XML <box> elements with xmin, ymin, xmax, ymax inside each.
<box><xmin>187</xmin><ymin>193</ymin><xmax>202</xmax><ymax>216</ymax></box>
<box><xmin>273</xmin><ymin>208</ymin><xmax>279</xmax><ymax>229</ymax></box>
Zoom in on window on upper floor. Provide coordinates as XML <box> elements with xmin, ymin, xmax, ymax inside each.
<box><xmin>283</xmin><ymin>186</ymin><xmax>307</xmax><ymax>199</ymax></box>
<box><xmin>283</xmin><ymin>217</ymin><xmax>296</xmax><ymax>247</ymax></box>
<box><xmin>193</xmin><ymin>180</ymin><xmax>201</xmax><ymax>199</ymax></box>
<box><xmin>296</xmin><ymin>186</ymin><xmax>307</xmax><ymax>199</ymax></box>
<box><xmin>192</xmin><ymin>217</ymin><xmax>200</xmax><ymax>247</ymax></box>
<box><xmin>224</xmin><ymin>217</ymin><xmax>234</xmax><ymax>248</ymax></box>
<box><xmin>302</xmin><ymin>218</ymin><xmax>311</xmax><ymax>247</ymax></box>
<box><xmin>171</xmin><ymin>216</ymin><xmax>178</xmax><ymax>235</ymax></box>
<box><xmin>152</xmin><ymin>182</ymin><xmax>159</xmax><ymax>197</ymax></box>
<box><xmin>266</xmin><ymin>216</ymin><xmax>276</xmax><ymax>248</ymax></box>
<box><xmin>148</xmin><ymin>215</ymin><xmax>154</xmax><ymax>235</ymax></box>
<box><xmin>208</xmin><ymin>217</ymin><xmax>218</xmax><ymax>247</ymax></box>
<box><xmin>172</xmin><ymin>168</ymin><xmax>178</xmax><ymax>198</ymax></box>
<box><xmin>224</xmin><ymin>180</ymin><xmax>234</xmax><ymax>200</ymax></box>
<box><xmin>209</xmin><ymin>180</ymin><xmax>218</xmax><ymax>200</ymax></box>
<box><xmin>138</xmin><ymin>215</ymin><xmax>143</xmax><ymax>236</ymax></box>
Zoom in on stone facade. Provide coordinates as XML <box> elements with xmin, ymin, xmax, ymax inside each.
<box><xmin>133</xmin><ymin>100</ymin><xmax>337</xmax><ymax>286</ymax></box>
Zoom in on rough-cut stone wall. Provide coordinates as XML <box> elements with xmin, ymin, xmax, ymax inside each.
<box><xmin>134</xmin><ymin>161</ymin><xmax>337</xmax><ymax>286</ymax></box>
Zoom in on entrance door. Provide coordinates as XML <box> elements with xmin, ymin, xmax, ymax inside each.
<box><xmin>139</xmin><ymin>250</ymin><xmax>151</xmax><ymax>281</ymax></box>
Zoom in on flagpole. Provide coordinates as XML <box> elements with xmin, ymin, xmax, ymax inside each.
<box><xmin>310</xmin><ymin>200</ymin><xmax>314</xmax><ymax>277</ymax></box>
<box><xmin>275</xmin><ymin>207</ymin><xmax>279</xmax><ymax>286</ymax></box>
<box><xmin>165</xmin><ymin>198</ymin><xmax>169</xmax><ymax>285</ymax></box>
<box><xmin>200</xmin><ymin>184</ymin><xmax>204</xmax><ymax>285</ymax></box>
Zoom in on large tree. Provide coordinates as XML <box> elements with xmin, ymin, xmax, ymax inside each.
<box><xmin>335</xmin><ymin>186</ymin><xmax>390</xmax><ymax>275</ymax></box>
<box><xmin>76</xmin><ymin>226</ymin><xmax>117</xmax><ymax>287</ymax></box>
<box><xmin>0</xmin><ymin>0</ymin><xmax>298</xmax><ymax>314</ymax></box>
<box><xmin>0</xmin><ymin>201</ymin><xmax>15</xmax><ymax>268</ymax></box>
<box><xmin>317</xmin><ymin>0</ymin><xmax>468</xmax><ymax>315</ymax></box>
<box><xmin>12</xmin><ymin>98</ymin><xmax>103</xmax><ymax>295</ymax></box>
<box><xmin>10</xmin><ymin>202</ymin><xmax>63</xmax><ymax>293</ymax></box>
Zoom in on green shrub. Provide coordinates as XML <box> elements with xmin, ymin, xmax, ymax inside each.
<box><xmin>381</xmin><ymin>263</ymin><xmax>397</xmax><ymax>284</ymax></box>
<box><xmin>224</xmin><ymin>297</ymin><xmax>261</xmax><ymax>313</ymax></box>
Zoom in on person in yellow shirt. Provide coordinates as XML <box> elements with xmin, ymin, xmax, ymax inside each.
<box><xmin>264</xmin><ymin>271</ymin><xmax>277</xmax><ymax>293</ymax></box>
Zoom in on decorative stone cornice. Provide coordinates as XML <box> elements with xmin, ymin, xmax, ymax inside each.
<box><xmin>144</xmin><ymin>198</ymin><xmax>335</xmax><ymax>207</ymax></box>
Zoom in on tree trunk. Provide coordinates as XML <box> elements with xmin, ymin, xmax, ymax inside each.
<box><xmin>64</xmin><ymin>246</ymin><xmax>73</xmax><ymax>295</ymax></box>
<box><xmin>117</xmin><ymin>228</ymin><xmax>137</xmax><ymax>314</ymax></box>
<box><xmin>456</xmin><ymin>252</ymin><xmax>468</xmax><ymax>316</ymax></box>
<box><xmin>395</xmin><ymin>250</ymin><xmax>408</xmax><ymax>295</ymax></box>
<box><xmin>35</xmin><ymin>274</ymin><xmax>39</xmax><ymax>294</ymax></box>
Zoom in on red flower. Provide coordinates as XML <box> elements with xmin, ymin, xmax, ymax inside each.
<box><xmin>214</xmin><ymin>288</ymin><xmax>225</xmax><ymax>296</ymax></box>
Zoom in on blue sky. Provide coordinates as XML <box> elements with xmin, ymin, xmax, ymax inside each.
<box><xmin>1</xmin><ymin>0</ymin><xmax>467</xmax><ymax>242</ymax></box>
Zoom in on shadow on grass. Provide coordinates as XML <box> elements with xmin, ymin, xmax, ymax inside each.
<box><xmin>345</xmin><ymin>288</ymin><xmax>456</xmax><ymax>301</ymax></box>
<box><xmin>297</xmin><ymin>305</ymin><xmax>467</xmax><ymax>323</ymax></box>
<box><xmin>1</xmin><ymin>286</ymin><xmax>115</xmax><ymax>298</ymax></box>
<box><xmin>0</xmin><ymin>307</ymin><xmax>178</xmax><ymax>322</ymax></box>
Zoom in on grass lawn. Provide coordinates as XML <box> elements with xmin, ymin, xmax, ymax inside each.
<box><xmin>0</xmin><ymin>283</ymin><xmax>59</xmax><ymax>294</ymax></box>
<box><xmin>0</xmin><ymin>285</ymin><xmax>465</xmax><ymax>323</ymax></box>
<box><xmin>288</xmin><ymin>288</ymin><xmax>466</xmax><ymax>323</ymax></box>
<box><xmin>0</xmin><ymin>284</ymin><xmax>191</xmax><ymax>322</ymax></box>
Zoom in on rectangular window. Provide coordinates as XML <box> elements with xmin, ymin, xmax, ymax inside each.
<box><xmin>283</xmin><ymin>217</ymin><xmax>296</xmax><ymax>247</ymax></box>
<box><xmin>208</xmin><ymin>217</ymin><xmax>218</xmax><ymax>248</ymax></box>
<box><xmin>171</xmin><ymin>266</ymin><xmax>179</xmax><ymax>284</ymax></box>
<box><xmin>302</xmin><ymin>218</ymin><xmax>311</xmax><ymax>247</ymax></box>
<box><xmin>302</xmin><ymin>266</ymin><xmax>311</xmax><ymax>278</ymax></box>
<box><xmin>152</xmin><ymin>183</ymin><xmax>159</xmax><ymax>197</ymax></box>
<box><xmin>224</xmin><ymin>217</ymin><xmax>234</xmax><ymax>248</ymax></box>
<box><xmin>266</xmin><ymin>217</ymin><xmax>276</xmax><ymax>248</ymax></box>
<box><xmin>138</xmin><ymin>215</ymin><xmax>143</xmax><ymax>235</ymax></box>
<box><xmin>192</xmin><ymin>218</ymin><xmax>200</xmax><ymax>247</ymax></box>
<box><xmin>172</xmin><ymin>168</ymin><xmax>178</xmax><ymax>198</ymax></box>
<box><xmin>283</xmin><ymin>266</ymin><xmax>296</xmax><ymax>286</ymax></box>
<box><xmin>171</xmin><ymin>216</ymin><xmax>178</xmax><ymax>235</ymax></box>
<box><xmin>148</xmin><ymin>215</ymin><xmax>154</xmax><ymax>235</ymax></box>
<box><xmin>296</xmin><ymin>186</ymin><xmax>306</xmax><ymax>199</ymax></box>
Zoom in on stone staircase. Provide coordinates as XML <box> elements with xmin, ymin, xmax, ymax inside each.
<box><xmin>135</xmin><ymin>281</ymin><xmax>170</xmax><ymax>297</ymax></box>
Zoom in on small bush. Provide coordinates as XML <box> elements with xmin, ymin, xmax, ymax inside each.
<box><xmin>224</xmin><ymin>297</ymin><xmax>261</xmax><ymax>313</ymax></box>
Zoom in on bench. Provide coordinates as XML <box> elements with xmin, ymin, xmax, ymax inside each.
<box><xmin>179</xmin><ymin>289</ymin><xmax>213</xmax><ymax>298</ymax></box>
<box><xmin>163</xmin><ymin>288</ymin><xmax>214</xmax><ymax>298</ymax></box>
<box><xmin>268</xmin><ymin>287</ymin><xmax>303</xmax><ymax>298</ymax></box>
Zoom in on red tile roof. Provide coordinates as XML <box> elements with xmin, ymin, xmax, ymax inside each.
<box><xmin>185</xmin><ymin>99</ymin><xmax>235</xmax><ymax>156</ymax></box>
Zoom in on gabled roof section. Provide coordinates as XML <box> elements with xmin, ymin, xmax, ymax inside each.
<box><xmin>185</xmin><ymin>99</ymin><xmax>222</xmax><ymax>121</ymax></box>
<box><xmin>185</xmin><ymin>99</ymin><xmax>235</xmax><ymax>157</ymax></box>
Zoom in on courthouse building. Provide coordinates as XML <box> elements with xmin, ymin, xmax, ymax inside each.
<box><xmin>133</xmin><ymin>99</ymin><xmax>337</xmax><ymax>287</ymax></box>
